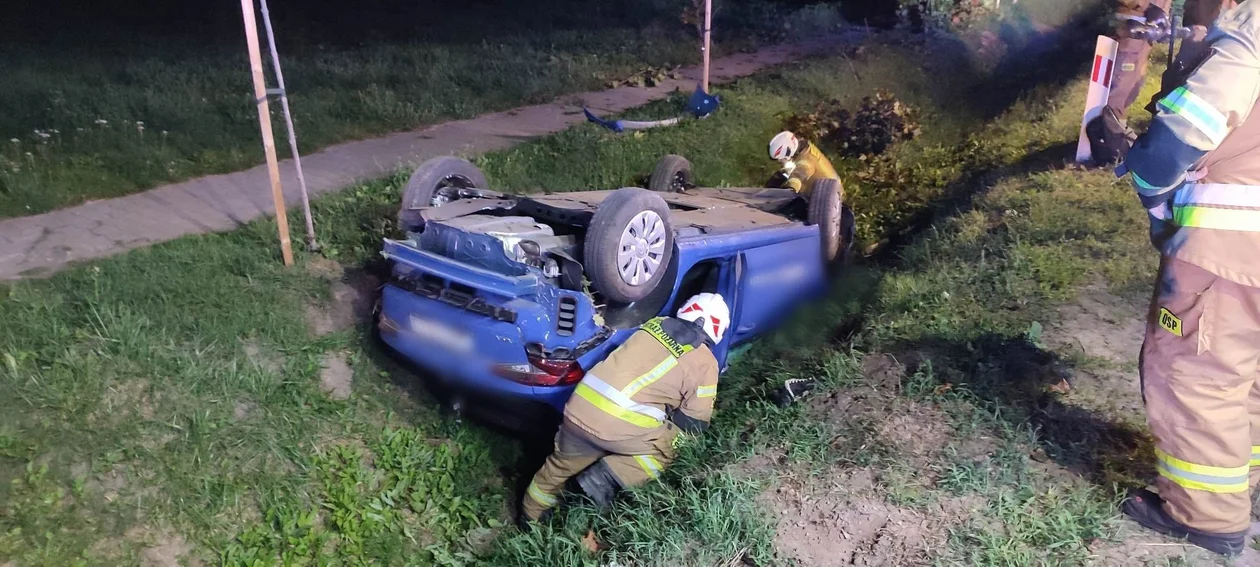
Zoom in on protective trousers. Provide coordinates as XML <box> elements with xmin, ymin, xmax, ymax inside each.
<box><xmin>1141</xmin><ymin>257</ymin><xmax>1260</xmax><ymax>534</ymax></box>
<box><xmin>522</xmin><ymin>420</ymin><xmax>677</xmax><ymax>521</ymax></box>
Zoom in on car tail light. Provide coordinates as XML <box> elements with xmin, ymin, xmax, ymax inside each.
<box><xmin>493</xmin><ymin>354</ymin><xmax>585</xmax><ymax>386</ymax></box>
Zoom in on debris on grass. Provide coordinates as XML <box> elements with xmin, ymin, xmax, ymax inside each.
<box><xmin>782</xmin><ymin>91</ymin><xmax>922</xmax><ymax>160</ymax></box>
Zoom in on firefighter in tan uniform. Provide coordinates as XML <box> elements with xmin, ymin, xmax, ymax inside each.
<box><xmin>519</xmin><ymin>293</ymin><xmax>729</xmax><ymax>524</ymax></box>
<box><xmin>1118</xmin><ymin>0</ymin><xmax>1260</xmax><ymax>556</ymax></box>
<box><xmin>1092</xmin><ymin>0</ymin><xmax>1232</xmax><ymax>162</ymax></box>
<box><xmin>768</xmin><ymin>131</ymin><xmax>842</xmax><ymax>197</ymax></box>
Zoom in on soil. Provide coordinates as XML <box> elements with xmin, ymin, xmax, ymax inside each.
<box><xmin>303</xmin><ymin>262</ymin><xmax>380</xmax><ymax>337</ymax></box>
<box><xmin>233</xmin><ymin>399</ymin><xmax>259</xmax><ymax>421</ymax></box>
<box><xmin>1042</xmin><ymin>286</ymin><xmax>1149</xmax><ymax>424</ymax></box>
<box><xmin>139</xmin><ymin>535</ymin><xmax>192</xmax><ymax>567</ymax></box>
<box><xmin>319</xmin><ymin>353</ymin><xmax>354</xmax><ymax>401</ymax></box>
<box><xmin>757</xmin><ymin>466</ymin><xmax>980</xmax><ymax>567</ymax></box>
<box><xmin>241</xmin><ymin>339</ymin><xmax>286</xmax><ymax>376</ymax></box>
<box><xmin>124</xmin><ymin>526</ymin><xmax>194</xmax><ymax>567</ymax></box>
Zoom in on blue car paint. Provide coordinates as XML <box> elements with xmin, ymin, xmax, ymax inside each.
<box><xmin>379</xmin><ymin>220</ymin><xmax>827</xmax><ymax>417</ymax></box>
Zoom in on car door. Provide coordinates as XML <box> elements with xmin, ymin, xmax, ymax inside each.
<box><xmin>729</xmin><ymin>236</ymin><xmax>824</xmax><ymax>346</ymax></box>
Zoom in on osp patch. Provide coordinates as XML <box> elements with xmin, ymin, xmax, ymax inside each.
<box><xmin>1158</xmin><ymin>307</ymin><xmax>1184</xmax><ymax>337</ymax></box>
<box><xmin>1121</xmin><ymin>62</ymin><xmax>1137</xmax><ymax>72</ymax></box>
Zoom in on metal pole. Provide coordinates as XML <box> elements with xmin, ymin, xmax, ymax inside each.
<box><xmin>240</xmin><ymin>0</ymin><xmax>294</xmax><ymax>266</ymax></box>
<box><xmin>1167</xmin><ymin>12</ymin><xmax>1178</xmax><ymax>71</ymax></box>
<box><xmin>259</xmin><ymin>0</ymin><xmax>318</xmax><ymax>251</ymax></box>
<box><xmin>702</xmin><ymin>0</ymin><xmax>713</xmax><ymax>93</ymax></box>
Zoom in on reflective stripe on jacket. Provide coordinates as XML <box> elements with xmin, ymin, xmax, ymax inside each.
<box><xmin>1127</xmin><ymin>1</ymin><xmax>1260</xmax><ymax>287</ymax></box>
<box><xmin>564</xmin><ymin>317</ymin><xmax>720</xmax><ymax>450</ymax></box>
<box><xmin>784</xmin><ymin>141</ymin><xmax>840</xmax><ymax>193</ymax></box>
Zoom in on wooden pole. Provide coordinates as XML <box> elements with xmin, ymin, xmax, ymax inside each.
<box><xmin>702</xmin><ymin>0</ymin><xmax>713</xmax><ymax>93</ymax></box>
<box><xmin>260</xmin><ymin>0</ymin><xmax>318</xmax><ymax>251</ymax></box>
<box><xmin>240</xmin><ymin>0</ymin><xmax>294</xmax><ymax>266</ymax></box>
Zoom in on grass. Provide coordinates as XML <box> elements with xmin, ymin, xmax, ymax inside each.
<box><xmin>0</xmin><ymin>0</ymin><xmax>847</xmax><ymax>219</ymax></box>
<box><xmin>0</xmin><ymin>1</ymin><xmax>1218</xmax><ymax>564</ymax></box>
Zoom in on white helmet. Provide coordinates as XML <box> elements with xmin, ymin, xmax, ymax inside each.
<box><xmin>769</xmin><ymin>131</ymin><xmax>800</xmax><ymax>161</ymax></box>
<box><xmin>676</xmin><ymin>293</ymin><xmax>731</xmax><ymax>344</ymax></box>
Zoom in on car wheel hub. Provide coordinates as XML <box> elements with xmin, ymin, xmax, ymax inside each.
<box><xmin>617</xmin><ymin>211</ymin><xmax>666</xmax><ymax>286</ymax></box>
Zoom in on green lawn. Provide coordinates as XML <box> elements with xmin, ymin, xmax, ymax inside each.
<box><xmin>2</xmin><ymin>1</ymin><xmax>1216</xmax><ymax>564</ymax></box>
<box><xmin>0</xmin><ymin>1</ymin><xmax>846</xmax><ymax>219</ymax></box>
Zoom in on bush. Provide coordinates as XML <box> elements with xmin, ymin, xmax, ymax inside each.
<box><xmin>782</xmin><ymin>91</ymin><xmax>922</xmax><ymax>158</ymax></box>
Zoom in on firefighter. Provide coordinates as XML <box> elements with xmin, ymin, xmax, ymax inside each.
<box><xmin>1092</xmin><ymin>0</ymin><xmax>1232</xmax><ymax>163</ymax></box>
<box><xmin>1118</xmin><ymin>0</ymin><xmax>1260</xmax><ymax>556</ymax></box>
<box><xmin>1108</xmin><ymin>0</ymin><xmax>1174</xmax><ymax>122</ymax></box>
<box><xmin>519</xmin><ymin>293</ymin><xmax>728</xmax><ymax>525</ymax></box>
<box><xmin>768</xmin><ymin>131</ymin><xmax>842</xmax><ymax>197</ymax></box>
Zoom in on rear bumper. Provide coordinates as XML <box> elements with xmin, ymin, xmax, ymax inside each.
<box><xmin>377</xmin><ymin>284</ymin><xmax>575</xmax><ymax>422</ymax></box>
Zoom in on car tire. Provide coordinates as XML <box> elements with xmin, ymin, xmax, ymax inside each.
<box><xmin>807</xmin><ymin>178</ymin><xmax>845</xmax><ymax>264</ymax></box>
<box><xmin>399</xmin><ymin>156</ymin><xmax>488</xmax><ymax>229</ymax></box>
<box><xmin>584</xmin><ymin>188</ymin><xmax>675</xmax><ymax>304</ymax></box>
<box><xmin>648</xmin><ymin>154</ymin><xmax>694</xmax><ymax>193</ymax></box>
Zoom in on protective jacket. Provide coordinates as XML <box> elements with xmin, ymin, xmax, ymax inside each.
<box><xmin>1127</xmin><ymin>0</ymin><xmax>1260</xmax><ymax>288</ymax></box>
<box><xmin>781</xmin><ymin>140</ymin><xmax>841</xmax><ymax>196</ymax></box>
<box><xmin>565</xmin><ymin>316</ymin><xmax>719</xmax><ymax>451</ymax></box>
<box><xmin>521</xmin><ymin>316</ymin><xmax>719</xmax><ymax>521</ymax></box>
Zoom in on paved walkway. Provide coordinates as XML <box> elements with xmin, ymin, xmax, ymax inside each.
<box><xmin>0</xmin><ymin>36</ymin><xmax>854</xmax><ymax>280</ymax></box>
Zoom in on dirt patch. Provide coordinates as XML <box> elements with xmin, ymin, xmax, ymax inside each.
<box><xmin>304</xmin><ymin>257</ymin><xmax>345</xmax><ymax>280</ymax></box>
<box><xmin>760</xmin><ymin>467</ymin><xmax>973</xmax><ymax>567</ymax></box>
<box><xmin>140</xmin><ymin>536</ymin><xmax>192</xmax><ymax>567</ymax></box>
<box><xmin>124</xmin><ymin>527</ymin><xmax>195</xmax><ymax>567</ymax></box>
<box><xmin>861</xmin><ymin>353</ymin><xmax>906</xmax><ymax>391</ymax></box>
<box><xmin>877</xmin><ymin>402</ymin><xmax>951</xmax><ymax>463</ymax></box>
<box><xmin>242</xmin><ymin>339</ymin><xmax>286</xmax><ymax>375</ymax></box>
<box><xmin>807</xmin><ymin>383</ymin><xmax>952</xmax><ymax>468</ymax></box>
<box><xmin>305</xmin><ymin>269</ymin><xmax>381</xmax><ymax>337</ymax></box>
<box><xmin>1044</xmin><ymin>285</ymin><xmax>1146</xmax><ymax>366</ymax></box>
<box><xmin>1044</xmin><ymin>287</ymin><xmax>1149</xmax><ymax>425</ymax></box>
<box><xmin>319</xmin><ymin>353</ymin><xmax>354</xmax><ymax>400</ymax></box>
<box><xmin>85</xmin><ymin>465</ymin><xmax>129</xmax><ymax>503</ymax></box>
<box><xmin>97</xmin><ymin>379</ymin><xmax>156</xmax><ymax>422</ymax></box>
<box><xmin>233</xmin><ymin>399</ymin><xmax>259</xmax><ymax>421</ymax></box>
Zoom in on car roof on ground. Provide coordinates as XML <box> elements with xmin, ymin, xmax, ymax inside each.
<box><xmin>522</xmin><ymin>187</ymin><xmax>799</xmax><ymax>233</ymax></box>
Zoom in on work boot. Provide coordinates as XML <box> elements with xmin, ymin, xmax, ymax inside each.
<box><xmin>1122</xmin><ymin>488</ymin><xmax>1247</xmax><ymax>556</ymax></box>
<box><xmin>515</xmin><ymin>507</ymin><xmax>552</xmax><ymax>533</ymax></box>
<box><xmin>576</xmin><ymin>460</ymin><xmax>622</xmax><ymax>510</ymax></box>
<box><xmin>770</xmin><ymin>378</ymin><xmax>817</xmax><ymax>407</ymax></box>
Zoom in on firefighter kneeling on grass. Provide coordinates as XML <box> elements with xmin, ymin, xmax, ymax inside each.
<box><xmin>1117</xmin><ymin>0</ymin><xmax>1260</xmax><ymax>557</ymax></box>
<box><xmin>519</xmin><ymin>293</ymin><xmax>728</xmax><ymax>526</ymax></box>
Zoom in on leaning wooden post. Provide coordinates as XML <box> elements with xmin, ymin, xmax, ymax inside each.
<box><xmin>702</xmin><ymin>0</ymin><xmax>713</xmax><ymax>93</ymax></box>
<box><xmin>240</xmin><ymin>0</ymin><xmax>294</xmax><ymax>266</ymax></box>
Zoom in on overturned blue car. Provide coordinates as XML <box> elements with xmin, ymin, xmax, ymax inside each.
<box><xmin>377</xmin><ymin>154</ymin><xmax>853</xmax><ymax>430</ymax></box>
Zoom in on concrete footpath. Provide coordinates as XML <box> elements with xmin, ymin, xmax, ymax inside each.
<box><xmin>0</xmin><ymin>36</ymin><xmax>853</xmax><ymax>280</ymax></box>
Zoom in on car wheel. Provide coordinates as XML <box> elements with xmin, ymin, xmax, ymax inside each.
<box><xmin>807</xmin><ymin>178</ymin><xmax>844</xmax><ymax>264</ymax></box>
<box><xmin>399</xmin><ymin>156</ymin><xmax>488</xmax><ymax>229</ymax></box>
<box><xmin>648</xmin><ymin>154</ymin><xmax>694</xmax><ymax>193</ymax></box>
<box><xmin>584</xmin><ymin>188</ymin><xmax>675</xmax><ymax>304</ymax></box>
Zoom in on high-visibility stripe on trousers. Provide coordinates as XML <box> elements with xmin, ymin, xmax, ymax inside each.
<box><xmin>1140</xmin><ymin>257</ymin><xmax>1260</xmax><ymax>534</ymax></box>
<box><xmin>522</xmin><ymin>421</ymin><xmax>678</xmax><ymax>521</ymax></box>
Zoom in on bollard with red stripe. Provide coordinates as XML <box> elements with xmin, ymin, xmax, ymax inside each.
<box><xmin>1076</xmin><ymin>36</ymin><xmax>1120</xmax><ymax>163</ymax></box>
